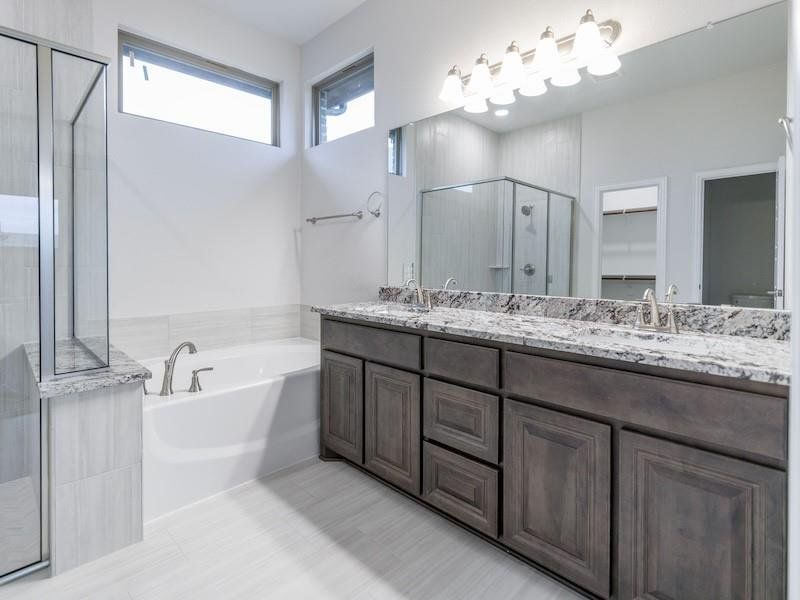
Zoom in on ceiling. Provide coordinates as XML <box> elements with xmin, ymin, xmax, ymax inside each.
<box><xmin>459</xmin><ymin>1</ymin><xmax>787</xmax><ymax>133</ymax></box>
<box><xmin>195</xmin><ymin>0</ymin><xmax>368</xmax><ymax>45</ymax></box>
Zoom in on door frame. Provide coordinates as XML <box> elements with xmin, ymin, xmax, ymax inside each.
<box><xmin>693</xmin><ymin>161</ymin><xmax>784</xmax><ymax>307</ymax></box>
<box><xmin>593</xmin><ymin>177</ymin><xmax>668</xmax><ymax>299</ymax></box>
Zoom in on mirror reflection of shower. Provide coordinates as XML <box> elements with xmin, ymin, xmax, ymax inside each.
<box><xmin>419</xmin><ymin>177</ymin><xmax>574</xmax><ymax>295</ymax></box>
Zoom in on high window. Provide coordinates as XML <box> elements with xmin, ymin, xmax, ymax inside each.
<box><xmin>119</xmin><ymin>31</ymin><xmax>279</xmax><ymax>145</ymax></box>
<box><xmin>313</xmin><ymin>54</ymin><xmax>374</xmax><ymax>145</ymax></box>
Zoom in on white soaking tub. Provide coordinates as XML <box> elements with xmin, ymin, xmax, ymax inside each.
<box><xmin>142</xmin><ymin>338</ymin><xmax>320</xmax><ymax>521</ymax></box>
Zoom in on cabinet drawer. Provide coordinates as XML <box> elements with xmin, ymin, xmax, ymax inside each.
<box><xmin>425</xmin><ymin>338</ymin><xmax>499</xmax><ymax>389</ymax></box>
<box><xmin>423</xmin><ymin>378</ymin><xmax>499</xmax><ymax>463</ymax></box>
<box><xmin>322</xmin><ymin>319</ymin><xmax>421</xmax><ymax>370</ymax></box>
<box><xmin>505</xmin><ymin>351</ymin><xmax>787</xmax><ymax>464</ymax></box>
<box><xmin>422</xmin><ymin>442</ymin><xmax>498</xmax><ymax>537</ymax></box>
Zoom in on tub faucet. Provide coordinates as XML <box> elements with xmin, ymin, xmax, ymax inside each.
<box><xmin>159</xmin><ymin>341</ymin><xmax>198</xmax><ymax>396</ymax></box>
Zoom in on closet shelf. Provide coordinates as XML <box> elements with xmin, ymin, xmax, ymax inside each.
<box><xmin>601</xmin><ymin>274</ymin><xmax>656</xmax><ymax>281</ymax></box>
<box><xmin>603</xmin><ymin>206</ymin><xmax>657</xmax><ymax>216</ymax></box>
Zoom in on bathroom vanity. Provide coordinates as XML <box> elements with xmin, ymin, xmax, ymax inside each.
<box><xmin>314</xmin><ymin>300</ymin><xmax>789</xmax><ymax>600</ymax></box>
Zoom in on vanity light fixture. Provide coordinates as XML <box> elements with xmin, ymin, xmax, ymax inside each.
<box><xmin>587</xmin><ymin>46</ymin><xmax>622</xmax><ymax>76</ymax></box>
<box><xmin>494</xmin><ymin>108</ymin><xmax>510</xmax><ymax>117</ymax></box>
<box><xmin>438</xmin><ymin>65</ymin><xmax>465</xmax><ymax>104</ymax></box>
<box><xmin>464</xmin><ymin>95</ymin><xmax>489</xmax><ymax>113</ymax></box>
<box><xmin>499</xmin><ymin>41</ymin><xmax>525</xmax><ymax>88</ymax></box>
<box><xmin>467</xmin><ymin>53</ymin><xmax>493</xmax><ymax>98</ymax></box>
<box><xmin>489</xmin><ymin>85</ymin><xmax>516</xmax><ymax>105</ymax></box>
<box><xmin>550</xmin><ymin>61</ymin><xmax>581</xmax><ymax>87</ymax></box>
<box><xmin>437</xmin><ymin>9</ymin><xmax>621</xmax><ymax>113</ymax></box>
<box><xmin>532</xmin><ymin>27</ymin><xmax>561</xmax><ymax>78</ymax></box>
<box><xmin>519</xmin><ymin>71</ymin><xmax>547</xmax><ymax>97</ymax></box>
<box><xmin>574</xmin><ymin>10</ymin><xmax>604</xmax><ymax>61</ymax></box>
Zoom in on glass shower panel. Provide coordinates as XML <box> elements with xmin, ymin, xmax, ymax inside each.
<box><xmin>420</xmin><ymin>180</ymin><xmax>512</xmax><ymax>292</ymax></box>
<box><xmin>512</xmin><ymin>184</ymin><xmax>548</xmax><ymax>295</ymax></box>
<box><xmin>0</xmin><ymin>33</ymin><xmax>42</xmax><ymax>578</ymax></box>
<box><xmin>547</xmin><ymin>193</ymin><xmax>574</xmax><ymax>296</ymax></box>
<box><xmin>52</xmin><ymin>51</ymin><xmax>108</xmax><ymax>373</ymax></box>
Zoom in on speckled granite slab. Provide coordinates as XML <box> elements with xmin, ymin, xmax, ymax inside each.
<box><xmin>25</xmin><ymin>341</ymin><xmax>151</xmax><ymax>399</ymax></box>
<box><xmin>379</xmin><ymin>287</ymin><xmax>790</xmax><ymax>341</ymax></box>
<box><xmin>313</xmin><ymin>302</ymin><xmax>790</xmax><ymax>386</ymax></box>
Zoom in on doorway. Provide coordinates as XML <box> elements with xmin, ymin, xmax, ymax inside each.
<box><xmin>696</xmin><ymin>162</ymin><xmax>785</xmax><ymax>308</ymax></box>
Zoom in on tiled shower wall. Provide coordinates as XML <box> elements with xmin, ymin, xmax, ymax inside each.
<box><xmin>110</xmin><ymin>304</ymin><xmax>314</xmax><ymax>360</ymax></box>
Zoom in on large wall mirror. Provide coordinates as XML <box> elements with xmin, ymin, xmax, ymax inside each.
<box><xmin>386</xmin><ymin>2</ymin><xmax>788</xmax><ymax>309</ymax></box>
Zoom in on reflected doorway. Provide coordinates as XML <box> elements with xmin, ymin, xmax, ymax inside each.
<box><xmin>696</xmin><ymin>162</ymin><xmax>785</xmax><ymax>309</ymax></box>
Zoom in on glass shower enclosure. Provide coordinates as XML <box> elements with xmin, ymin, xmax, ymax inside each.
<box><xmin>0</xmin><ymin>27</ymin><xmax>108</xmax><ymax>582</ymax></box>
<box><xmin>419</xmin><ymin>177</ymin><xmax>574</xmax><ymax>295</ymax></box>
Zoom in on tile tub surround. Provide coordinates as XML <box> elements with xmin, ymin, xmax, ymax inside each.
<box><xmin>379</xmin><ymin>287</ymin><xmax>791</xmax><ymax>341</ymax></box>
<box><xmin>313</xmin><ymin>302</ymin><xmax>791</xmax><ymax>386</ymax></box>
<box><xmin>110</xmin><ymin>304</ymin><xmax>302</xmax><ymax>360</ymax></box>
<box><xmin>24</xmin><ymin>342</ymin><xmax>151</xmax><ymax>400</ymax></box>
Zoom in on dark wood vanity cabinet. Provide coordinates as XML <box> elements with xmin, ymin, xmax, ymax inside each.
<box><xmin>320</xmin><ymin>351</ymin><xmax>363</xmax><ymax>463</ymax></box>
<box><xmin>618</xmin><ymin>431</ymin><xmax>786</xmax><ymax>600</ymax></box>
<box><xmin>319</xmin><ymin>317</ymin><xmax>788</xmax><ymax>599</ymax></box>
<box><xmin>364</xmin><ymin>362</ymin><xmax>421</xmax><ymax>494</ymax></box>
<box><xmin>503</xmin><ymin>399</ymin><xmax>612</xmax><ymax>598</ymax></box>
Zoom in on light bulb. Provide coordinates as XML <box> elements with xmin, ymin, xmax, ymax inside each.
<box><xmin>467</xmin><ymin>54</ymin><xmax>493</xmax><ymax>98</ymax></box>
<box><xmin>587</xmin><ymin>47</ymin><xmax>621</xmax><ymax>76</ymax></box>
<box><xmin>574</xmin><ymin>9</ymin><xmax>604</xmax><ymax>61</ymax></box>
<box><xmin>532</xmin><ymin>27</ymin><xmax>561</xmax><ymax>79</ymax></box>
<box><xmin>464</xmin><ymin>95</ymin><xmax>489</xmax><ymax>114</ymax></box>
<box><xmin>550</xmin><ymin>63</ymin><xmax>581</xmax><ymax>87</ymax></box>
<box><xmin>499</xmin><ymin>41</ymin><xmax>525</xmax><ymax>89</ymax></box>
<box><xmin>489</xmin><ymin>85</ymin><xmax>516</xmax><ymax>106</ymax></box>
<box><xmin>438</xmin><ymin>65</ymin><xmax>465</xmax><ymax>104</ymax></box>
<box><xmin>494</xmin><ymin>109</ymin><xmax>509</xmax><ymax>117</ymax></box>
<box><xmin>519</xmin><ymin>72</ymin><xmax>547</xmax><ymax>97</ymax></box>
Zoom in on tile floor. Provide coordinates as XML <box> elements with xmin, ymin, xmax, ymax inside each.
<box><xmin>0</xmin><ymin>459</ymin><xmax>583</xmax><ymax>599</ymax></box>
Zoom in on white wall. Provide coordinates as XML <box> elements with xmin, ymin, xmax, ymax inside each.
<box><xmin>579</xmin><ymin>62</ymin><xmax>786</xmax><ymax>300</ymax></box>
<box><xmin>300</xmin><ymin>0</ymin><xmax>780</xmax><ymax>307</ymax></box>
<box><xmin>1</xmin><ymin>0</ymin><xmax>303</xmax><ymax>321</ymax></box>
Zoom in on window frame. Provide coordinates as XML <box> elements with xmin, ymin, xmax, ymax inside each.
<box><xmin>312</xmin><ymin>53</ymin><xmax>374</xmax><ymax>147</ymax></box>
<box><xmin>117</xmin><ymin>30</ymin><xmax>280</xmax><ymax>146</ymax></box>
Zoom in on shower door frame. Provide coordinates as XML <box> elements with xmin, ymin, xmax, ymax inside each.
<box><xmin>0</xmin><ymin>25</ymin><xmax>109</xmax><ymax>585</ymax></box>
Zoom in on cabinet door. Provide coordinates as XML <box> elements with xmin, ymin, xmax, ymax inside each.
<box><xmin>320</xmin><ymin>351</ymin><xmax>363</xmax><ymax>463</ymax></box>
<box><xmin>619</xmin><ymin>431</ymin><xmax>785</xmax><ymax>600</ymax></box>
<box><xmin>364</xmin><ymin>362</ymin><xmax>420</xmax><ymax>494</ymax></box>
<box><xmin>503</xmin><ymin>399</ymin><xmax>611</xmax><ymax>598</ymax></box>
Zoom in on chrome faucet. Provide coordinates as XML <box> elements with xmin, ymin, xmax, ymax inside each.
<box><xmin>444</xmin><ymin>277</ymin><xmax>458</xmax><ymax>291</ymax></box>
<box><xmin>159</xmin><ymin>341</ymin><xmax>198</xmax><ymax>396</ymax></box>
<box><xmin>404</xmin><ymin>278</ymin><xmax>432</xmax><ymax>310</ymax></box>
<box><xmin>634</xmin><ymin>286</ymin><xmax>679</xmax><ymax>333</ymax></box>
<box><xmin>404</xmin><ymin>278</ymin><xmax>425</xmax><ymax>305</ymax></box>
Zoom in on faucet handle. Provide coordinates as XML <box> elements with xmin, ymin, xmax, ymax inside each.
<box><xmin>188</xmin><ymin>367</ymin><xmax>214</xmax><ymax>393</ymax></box>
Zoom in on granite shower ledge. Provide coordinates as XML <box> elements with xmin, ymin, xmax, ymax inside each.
<box><xmin>313</xmin><ymin>302</ymin><xmax>791</xmax><ymax>387</ymax></box>
<box><xmin>24</xmin><ymin>341</ymin><xmax>151</xmax><ymax>399</ymax></box>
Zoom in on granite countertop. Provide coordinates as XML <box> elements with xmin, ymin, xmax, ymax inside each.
<box><xmin>313</xmin><ymin>302</ymin><xmax>791</xmax><ymax>386</ymax></box>
<box><xmin>25</xmin><ymin>341</ymin><xmax>151</xmax><ymax>400</ymax></box>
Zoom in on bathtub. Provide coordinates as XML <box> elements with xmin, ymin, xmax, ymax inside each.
<box><xmin>142</xmin><ymin>338</ymin><xmax>320</xmax><ymax>521</ymax></box>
